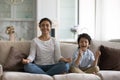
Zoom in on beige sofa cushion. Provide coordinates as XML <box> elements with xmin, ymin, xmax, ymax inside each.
<box><xmin>53</xmin><ymin>73</ymin><xmax>101</xmax><ymax>80</ymax></box>
<box><xmin>3</xmin><ymin>47</ymin><xmax>27</xmax><ymax>71</ymax></box>
<box><xmin>98</xmin><ymin>71</ymin><xmax>120</xmax><ymax>80</ymax></box>
<box><xmin>0</xmin><ymin>41</ymin><xmax>30</xmax><ymax>65</ymax></box>
<box><xmin>2</xmin><ymin>72</ymin><xmax>53</xmax><ymax>80</ymax></box>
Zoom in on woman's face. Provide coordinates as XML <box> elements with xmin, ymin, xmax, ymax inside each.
<box><xmin>79</xmin><ymin>37</ymin><xmax>90</xmax><ymax>51</ymax></box>
<box><xmin>39</xmin><ymin>20</ymin><xmax>51</xmax><ymax>35</ymax></box>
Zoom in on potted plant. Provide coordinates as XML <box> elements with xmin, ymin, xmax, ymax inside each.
<box><xmin>5</xmin><ymin>26</ymin><xmax>16</xmax><ymax>41</ymax></box>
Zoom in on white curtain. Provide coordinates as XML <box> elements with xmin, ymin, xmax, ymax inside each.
<box><xmin>78</xmin><ymin>0</ymin><xmax>95</xmax><ymax>39</ymax></box>
<box><xmin>95</xmin><ymin>0</ymin><xmax>120</xmax><ymax>41</ymax></box>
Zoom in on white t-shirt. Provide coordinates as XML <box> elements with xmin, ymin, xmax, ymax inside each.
<box><xmin>27</xmin><ymin>37</ymin><xmax>62</xmax><ymax>65</ymax></box>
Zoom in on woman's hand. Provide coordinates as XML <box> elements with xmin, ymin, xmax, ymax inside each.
<box><xmin>60</xmin><ymin>57</ymin><xmax>72</xmax><ymax>63</ymax></box>
<box><xmin>22</xmin><ymin>58</ymin><xmax>31</xmax><ymax>64</ymax></box>
<box><xmin>64</xmin><ymin>58</ymin><xmax>72</xmax><ymax>63</ymax></box>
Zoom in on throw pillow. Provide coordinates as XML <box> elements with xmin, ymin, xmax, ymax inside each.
<box><xmin>3</xmin><ymin>46</ymin><xmax>27</xmax><ymax>71</ymax></box>
<box><xmin>99</xmin><ymin>45</ymin><xmax>120</xmax><ymax>70</ymax></box>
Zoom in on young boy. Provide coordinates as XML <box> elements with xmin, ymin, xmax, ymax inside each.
<box><xmin>70</xmin><ymin>33</ymin><xmax>101</xmax><ymax>73</ymax></box>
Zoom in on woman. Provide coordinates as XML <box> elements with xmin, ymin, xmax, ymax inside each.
<box><xmin>22</xmin><ymin>18</ymin><xmax>71</xmax><ymax>76</ymax></box>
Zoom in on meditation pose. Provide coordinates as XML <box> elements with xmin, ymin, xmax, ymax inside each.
<box><xmin>22</xmin><ymin>18</ymin><xmax>71</xmax><ymax>76</ymax></box>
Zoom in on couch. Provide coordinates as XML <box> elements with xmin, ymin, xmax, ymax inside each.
<box><xmin>0</xmin><ymin>40</ymin><xmax>120</xmax><ymax>80</ymax></box>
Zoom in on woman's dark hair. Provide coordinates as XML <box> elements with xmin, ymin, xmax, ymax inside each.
<box><xmin>39</xmin><ymin>18</ymin><xmax>52</xmax><ymax>27</ymax></box>
<box><xmin>77</xmin><ymin>33</ymin><xmax>91</xmax><ymax>45</ymax></box>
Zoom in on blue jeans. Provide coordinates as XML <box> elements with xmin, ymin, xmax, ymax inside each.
<box><xmin>24</xmin><ymin>62</ymin><xmax>70</xmax><ymax>76</ymax></box>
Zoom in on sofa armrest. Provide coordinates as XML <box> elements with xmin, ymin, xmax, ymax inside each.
<box><xmin>0</xmin><ymin>64</ymin><xmax>3</xmax><ymax>76</ymax></box>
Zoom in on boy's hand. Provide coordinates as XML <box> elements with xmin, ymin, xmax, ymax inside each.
<box><xmin>78</xmin><ymin>49</ymin><xmax>83</xmax><ymax>57</ymax></box>
<box><xmin>95</xmin><ymin>50</ymin><xmax>101</xmax><ymax>58</ymax></box>
<box><xmin>93</xmin><ymin>50</ymin><xmax>101</xmax><ymax>66</ymax></box>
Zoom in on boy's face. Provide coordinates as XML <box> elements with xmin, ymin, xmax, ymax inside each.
<box><xmin>79</xmin><ymin>37</ymin><xmax>90</xmax><ymax>51</ymax></box>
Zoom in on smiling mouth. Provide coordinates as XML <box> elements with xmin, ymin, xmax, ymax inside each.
<box><xmin>81</xmin><ymin>46</ymin><xmax>86</xmax><ymax>48</ymax></box>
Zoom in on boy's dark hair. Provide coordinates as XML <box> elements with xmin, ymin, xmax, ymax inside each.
<box><xmin>39</xmin><ymin>18</ymin><xmax>52</xmax><ymax>27</ymax></box>
<box><xmin>77</xmin><ymin>33</ymin><xmax>91</xmax><ymax>45</ymax></box>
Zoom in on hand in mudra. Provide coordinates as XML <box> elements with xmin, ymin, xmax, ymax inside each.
<box><xmin>60</xmin><ymin>57</ymin><xmax>72</xmax><ymax>63</ymax></box>
<box><xmin>64</xmin><ymin>58</ymin><xmax>72</xmax><ymax>63</ymax></box>
<box><xmin>22</xmin><ymin>58</ymin><xmax>31</xmax><ymax>64</ymax></box>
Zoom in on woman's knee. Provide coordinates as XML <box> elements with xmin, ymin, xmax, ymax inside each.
<box><xmin>24</xmin><ymin>63</ymin><xmax>35</xmax><ymax>71</ymax></box>
<box><xmin>24</xmin><ymin>62</ymin><xmax>32</xmax><ymax>67</ymax></box>
<box><xmin>65</xmin><ymin>63</ymin><xmax>70</xmax><ymax>72</ymax></box>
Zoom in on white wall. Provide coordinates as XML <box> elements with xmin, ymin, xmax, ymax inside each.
<box><xmin>36</xmin><ymin>0</ymin><xmax>57</xmax><ymax>21</ymax></box>
<box><xmin>36</xmin><ymin>0</ymin><xmax>58</xmax><ymax>38</ymax></box>
<box><xmin>79</xmin><ymin>0</ymin><xmax>95</xmax><ymax>39</ymax></box>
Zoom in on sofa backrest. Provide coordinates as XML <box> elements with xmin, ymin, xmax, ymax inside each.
<box><xmin>90</xmin><ymin>40</ymin><xmax>120</xmax><ymax>54</ymax></box>
<box><xmin>0</xmin><ymin>41</ymin><xmax>78</xmax><ymax>65</ymax></box>
<box><xmin>61</xmin><ymin>40</ymin><xmax>120</xmax><ymax>57</ymax></box>
<box><xmin>60</xmin><ymin>43</ymin><xmax>77</xmax><ymax>58</ymax></box>
<box><xmin>0</xmin><ymin>40</ymin><xmax>120</xmax><ymax>65</ymax></box>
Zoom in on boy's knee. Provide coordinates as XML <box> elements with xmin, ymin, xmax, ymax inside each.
<box><xmin>94</xmin><ymin>66</ymin><xmax>100</xmax><ymax>72</ymax></box>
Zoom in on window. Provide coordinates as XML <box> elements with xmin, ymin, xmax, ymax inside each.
<box><xmin>58</xmin><ymin>0</ymin><xmax>78</xmax><ymax>41</ymax></box>
<box><xmin>58</xmin><ymin>0</ymin><xmax>120</xmax><ymax>41</ymax></box>
<box><xmin>58</xmin><ymin>0</ymin><xmax>95</xmax><ymax>41</ymax></box>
